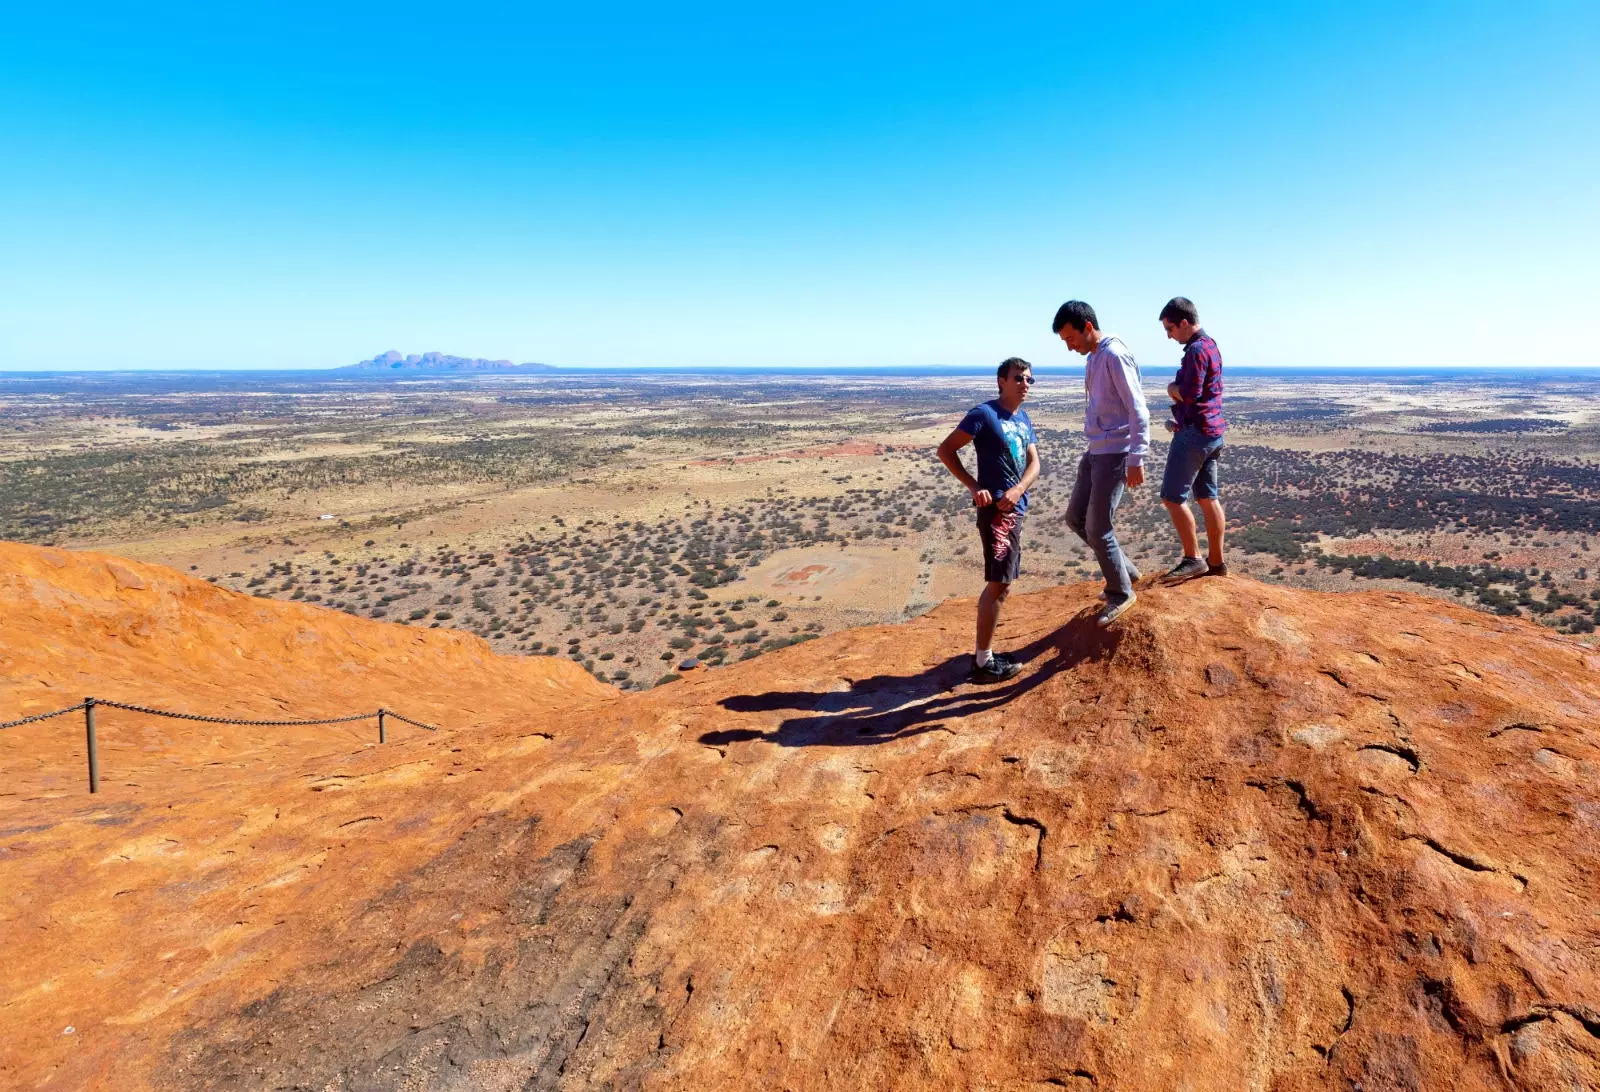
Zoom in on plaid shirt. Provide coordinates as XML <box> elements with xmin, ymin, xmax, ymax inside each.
<box><xmin>1172</xmin><ymin>329</ymin><xmax>1226</xmax><ymax>437</ymax></box>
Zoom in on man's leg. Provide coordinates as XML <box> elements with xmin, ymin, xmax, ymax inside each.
<box><xmin>1163</xmin><ymin>499</ymin><xmax>1202</xmax><ymax>558</ymax></box>
<box><xmin>1070</xmin><ymin>452</ymin><xmax>1135</xmax><ymax>591</ymax></box>
<box><xmin>1159</xmin><ymin>430</ymin><xmax>1211</xmax><ymax>582</ymax></box>
<box><xmin>1064</xmin><ymin>452</ymin><xmax>1092</xmax><ymax>543</ymax></box>
<box><xmin>1193</xmin><ymin>441</ymin><xmax>1226</xmax><ymax>570</ymax></box>
<box><xmin>972</xmin><ymin>507</ymin><xmax>1023</xmax><ymax>679</ymax></box>
<box><xmin>1085</xmin><ymin>454</ymin><xmax>1132</xmax><ymax>602</ymax></box>
<box><xmin>973</xmin><ymin>507</ymin><xmax>1011</xmax><ymax>672</ymax></box>
<box><xmin>976</xmin><ymin>580</ymin><xmax>1008</xmax><ymax>657</ymax></box>
<box><xmin>1160</xmin><ymin>429</ymin><xmax>1205</xmax><ymax>560</ymax></box>
<box><xmin>1197</xmin><ymin>498</ymin><xmax>1226</xmax><ymax>567</ymax></box>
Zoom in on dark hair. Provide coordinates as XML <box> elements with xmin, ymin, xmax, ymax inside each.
<box><xmin>1159</xmin><ymin>297</ymin><xmax>1199</xmax><ymax>326</ymax></box>
<box><xmin>997</xmin><ymin>357</ymin><xmax>1032</xmax><ymax>380</ymax></box>
<box><xmin>1051</xmin><ymin>300</ymin><xmax>1098</xmax><ymax>334</ymax></box>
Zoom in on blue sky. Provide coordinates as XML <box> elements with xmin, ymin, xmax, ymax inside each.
<box><xmin>1</xmin><ymin>2</ymin><xmax>1596</xmax><ymax>371</ymax></box>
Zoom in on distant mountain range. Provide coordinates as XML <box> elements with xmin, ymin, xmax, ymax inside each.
<box><xmin>338</xmin><ymin>351</ymin><xmax>555</xmax><ymax>373</ymax></box>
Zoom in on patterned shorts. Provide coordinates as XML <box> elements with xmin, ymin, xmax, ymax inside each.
<box><xmin>976</xmin><ymin>506</ymin><xmax>1024</xmax><ymax>584</ymax></box>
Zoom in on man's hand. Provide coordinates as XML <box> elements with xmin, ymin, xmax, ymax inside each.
<box><xmin>1126</xmin><ymin>464</ymin><xmax>1145</xmax><ymax>489</ymax></box>
<box><xmin>1163</xmin><ymin>418</ymin><xmax>1178</xmax><ymax>434</ymax></box>
<box><xmin>996</xmin><ymin>486</ymin><xmax>1023</xmax><ymax>512</ymax></box>
<box><xmin>1166</xmin><ymin>381</ymin><xmax>1181</xmax><ymax>401</ymax></box>
<box><xmin>971</xmin><ymin>488</ymin><xmax>994</xmax><ymax>508</ymax></box>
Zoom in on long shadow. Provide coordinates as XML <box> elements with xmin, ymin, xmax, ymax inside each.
<box><xmin>700</xmin><ymin>608</ymin><xmax>1123</xmax><ymax>749</ymax></box>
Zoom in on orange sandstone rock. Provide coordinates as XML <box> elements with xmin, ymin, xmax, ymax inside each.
<box><xmin>0</xmin><ymin>541</ymin><xmax>614</xmax><ymax>804</ymax></box>
<box><xmin>1</xmin><ymin>542</ymin><xmax>1598</xmax><ymax>1090</ymax></box>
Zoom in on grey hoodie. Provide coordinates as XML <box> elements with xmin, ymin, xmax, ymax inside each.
<box><xmin>1083</xmin><ymin>334</ymin><xmax>1150</xmax><ymax>467</ymax></box>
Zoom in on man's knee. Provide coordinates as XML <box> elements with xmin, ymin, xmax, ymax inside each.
<box><xmin>1162</xmin><ymin>498</ymin><xmax>1188</xmax><ymax>515</ymax></box>
<box><xmin>986</xmin><ymin>581</ymin><xmax>1011</xmax><ymax>602</ymax></box>
<box><xmin>1084</xmin><ymin>516</ymin><xmax>1115</xmax><ymax>544</ymax></box>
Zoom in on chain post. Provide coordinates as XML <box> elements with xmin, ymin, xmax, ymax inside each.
<box><xmin>377</xmin><ymin>707</ymin><xmax>387</xmax><ymax>744</ymax></box>
<box><xmin>84</xmin><ymin>697</ymin><xmax>99</xmax><ymax>794</ymax></box>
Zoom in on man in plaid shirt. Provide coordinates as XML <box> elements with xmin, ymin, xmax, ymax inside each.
<box><xmin>1157</xmin><ymin>297</ymin><xmax>1229</xmax><ymax>583</ymax></box>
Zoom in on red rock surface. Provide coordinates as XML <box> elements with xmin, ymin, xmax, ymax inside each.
<box><xmin>3</xmin><ymin>541</ymin><xmax>1599</xmax><ymax>1090</ymax></box>
<box><xmin>0</xmin><ymin>541</ymin><xmax>614</xmax><ymax>804</ymax></box>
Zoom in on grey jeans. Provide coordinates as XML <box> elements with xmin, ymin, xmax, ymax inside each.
<box><xmin>1065</xmin><ymin>451</ymin><xmax>1134</xmax><ymax>602</ymax></box>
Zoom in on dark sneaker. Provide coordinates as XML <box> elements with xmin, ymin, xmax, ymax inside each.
<box><xmin>1162</xmin><ymin>557</ymin><xmax>1209</xmax><ymax>584</ymax></box>
<box><xmin>1096</xmin><ymin>593</ymin><xmax>1138</xmax><ymax>628</ymax></box>
<box><xmin>1206</xmin><ymin>561</ymin><xmax>1229</xmax><ymax>577</ymax></box>
<box><xmin>970</xmin><ymin>653</ymin><xmax>1022</xmax><ymax>683</ymax></box>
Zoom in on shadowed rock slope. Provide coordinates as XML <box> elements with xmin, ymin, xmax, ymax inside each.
<box><xmin>3</xmin><ymin>545</ymin><xmax>1599</xmax><ymax>1090</ymax></box>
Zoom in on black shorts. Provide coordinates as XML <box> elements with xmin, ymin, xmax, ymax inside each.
<box><xmin>976</xmin><ymin>506</ymin><xmax>1024</xmax><ymax>584</ymax></box>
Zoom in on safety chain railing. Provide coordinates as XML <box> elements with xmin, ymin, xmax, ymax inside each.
<box><xmin>0</xmin><ymin>698</ymin><xmax>439</xmax><ymax>794</ymax></box>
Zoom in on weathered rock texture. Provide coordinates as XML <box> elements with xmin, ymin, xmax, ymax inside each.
<box><xmin>0</xmin><ymin>541</ymin><xmax>612</xmax><ymax>801</ymax></box>
<box><xmin>2</xmin><ymin>542</ymin><xmax>1598</xmax><ymax>1090</ymax></box>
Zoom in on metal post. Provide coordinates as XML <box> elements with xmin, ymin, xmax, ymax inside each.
<box><xmin>84</xmin><ymin>697</ymin><xmax>99</xmax><ymax>794</ymax></box>
<box><xmin>377</xmin><ymin>707</ymin><xmax>386</xmax><ymax>744</ymax></box>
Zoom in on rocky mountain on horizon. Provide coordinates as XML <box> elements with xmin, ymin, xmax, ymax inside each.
<box><xmin>339</xmin><ymin>349</ymin><xmax>555</xmax><ymax>372</ymax></box>
<box><xmin>2</xmin><ymin>540</ymin><xmax>1598</xmax><ymax>1090</ymax></box>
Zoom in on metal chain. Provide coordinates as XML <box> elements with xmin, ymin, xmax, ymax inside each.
<box><xmin>94</xmin><ymin>699</ymin><xmax>380</xmax><ymax>727</ymax></box>
<box><xmin>381</xmin><ymin>710</ymin><xmax>440</xmax><ymax>732</ymax></box>
<box><xmin>0</xmin><ymin>702</ymin><xmax>88</xmax><ymax>730</ymax></box>
<box><xmin>3</xmin><ymin>698</ymin><xmax>445</xmax><ymax>795</ymax></box>
<box><xmin>1</xmin><ymin>700</ymin><xmax>441</xmax><ymax>731</ymax></box>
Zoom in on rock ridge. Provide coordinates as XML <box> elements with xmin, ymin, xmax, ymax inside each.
<box><xmin>340</xmin><ymin>350</ymin><xmax>554</xmax><ymax>372</ymax></box>
<box><xmin>1</xmin><ymin>542</ymin><xmax>1598</xmax><ymax>1090</ymax></box>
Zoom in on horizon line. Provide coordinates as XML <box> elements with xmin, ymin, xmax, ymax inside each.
<box><xmin>1</xmin><ymin>363</ymin><xmax>1598</xmax><ymax>376</ymax></box>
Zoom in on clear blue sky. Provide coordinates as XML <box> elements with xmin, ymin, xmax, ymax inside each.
<box><xmin>2</xmin><ymin>2</ymin><xmax>1596</xmax><ymax>371</ymax></box>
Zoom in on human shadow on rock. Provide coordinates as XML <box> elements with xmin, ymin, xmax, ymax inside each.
<box><xmin>702</xmin><ymin>609</ymin><xmax>1122</xmax><ymax>749</ymax></box>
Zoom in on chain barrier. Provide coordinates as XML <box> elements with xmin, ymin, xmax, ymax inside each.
<box><xmin>380</xmin><ymin>710</ymin><xmax>439</xmax><ymax>731</ymax></box>
<box><xmin>0</xmin><ymin>696</ymin><xmax>441</xmax><ymax>793</ymax></box>
<box><xmin>0</xmin><ymin>702</ymin><xmax>88</xmax><ymax>730</ymax></box>
<box><xmin>94</xmin><ymin>699</ymin><xmax>387</xmax><ymax>728</ymax></box>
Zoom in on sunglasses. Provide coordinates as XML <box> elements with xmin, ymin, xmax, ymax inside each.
<box><xmin>1012</xmin><ymin>374</ymin><xmax>1036</xmax><ymax>385</ymax></box>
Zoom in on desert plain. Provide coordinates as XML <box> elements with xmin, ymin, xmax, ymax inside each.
<box><xmin>1</xmin><ymin>365</ymin><xmax>1596</xmax><ymax>698</ymax></box>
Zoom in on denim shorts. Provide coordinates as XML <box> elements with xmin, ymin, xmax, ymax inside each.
<box><xmin>1161</xmin><ymin>427</ymin><xmax>1224</xmax><ymax>504</ymax></box>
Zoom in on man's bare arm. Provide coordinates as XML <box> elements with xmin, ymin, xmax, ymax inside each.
<box><xmin>936</xmin><ymin>429</ymin><xmax>991</xmax><ymax>507</ymax></box>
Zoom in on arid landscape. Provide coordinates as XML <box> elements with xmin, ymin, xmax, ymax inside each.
<box><xmin>2</xmin><ymin>539</ymin><xmax>1597</xmax><ymax>1090</ymax></box>
<box><xmin>2</xmin><ymin>366</ymin><xmax>1596</xmax><ymax>696</ymax></box>
<box><xmin>8</xmin><ymin>2</ymin><xmax>1594</xmax><ymax>1086</ymax></box>
<box><xmin>3</xmin><ymin>368</ymin><xmax>1600</xmax><ymax>1088</ymax></box>
<box><xmin>4</xmin><ymin>367</ymin><xmax>1600</xmax><ymax>1089</ymax></box>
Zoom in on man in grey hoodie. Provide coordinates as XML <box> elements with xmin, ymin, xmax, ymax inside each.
<box><xmin>1053</xmin><ymin>300</ymin><xmax>1150</xmax><ymax>627</ymax></box>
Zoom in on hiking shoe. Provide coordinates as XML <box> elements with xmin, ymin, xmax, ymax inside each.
<box><xmin>1206</xmin><ymin>561</ymin><xmax>1229</xmax><ymax>577</ymax></box>
<box><xmin>1096</xmin><ymin>593</ymin><xmax>1138</xmax><ymax>628</ymax></box>
<box><xmin>970</xmin><ymin>653</ymin><xmax>1022</xmax><ymax>683</ymax></box>
<box><xmin>1161</xmin><ymin>557</ymin><xmax>1209</xmax><ymax>584</ymax></box>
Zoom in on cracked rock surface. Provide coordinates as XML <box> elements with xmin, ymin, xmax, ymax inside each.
<box><xmin>2</xmin><ymin>542</ymin><xmax>1599</xmax><ymax>1090</ymax></box>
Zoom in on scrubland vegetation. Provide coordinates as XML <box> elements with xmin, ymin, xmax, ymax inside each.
<box><xmin>2</xmin><ymin>367</ymin><xmax>1596</xmax><ymax>685</ymax></box>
